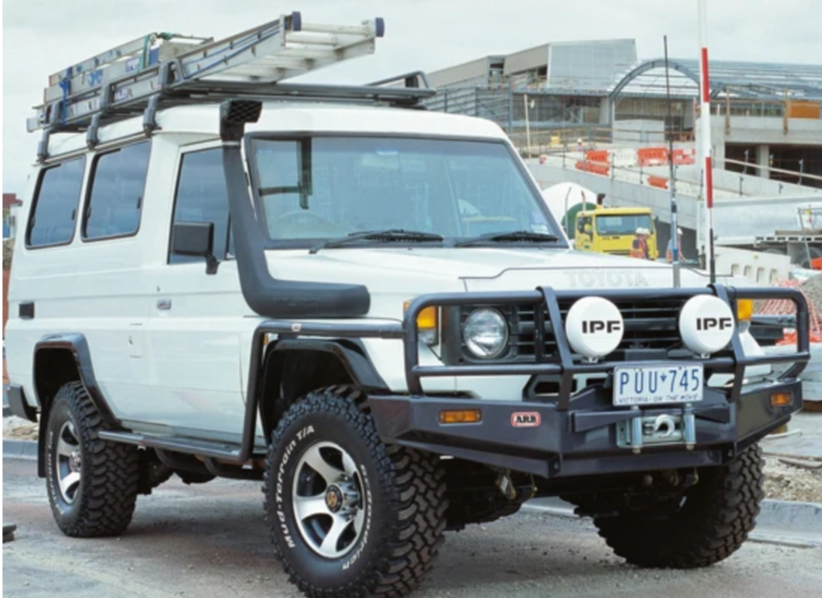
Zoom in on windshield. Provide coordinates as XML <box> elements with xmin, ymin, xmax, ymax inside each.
<box><xmin>595</xmin><ymin>214</ymin><xmax>653</xmax><ymax>236</ymax></box>
<box><xmin>249</xmin><ymin>136</ymin><xmax>559</xmax><ymax>245</ymax></box>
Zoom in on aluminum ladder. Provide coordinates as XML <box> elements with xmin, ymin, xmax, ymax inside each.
<box><xmin>28</xmin><ymin>12</ymin><xmax>385</xmax><ymax>134</ymax></box>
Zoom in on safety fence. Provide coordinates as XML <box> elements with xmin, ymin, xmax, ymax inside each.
<box><xmin>755</xmin><ymin>278</ymin><xmax>822</xmax><ymax>344</ymax></box>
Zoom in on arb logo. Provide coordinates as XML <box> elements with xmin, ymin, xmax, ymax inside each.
<box><xmin>511</xmin><ymin>412</ymin><xmax>541</xmax><ymax>428</ymax></box>
<box><xmin>696</xmin><ymin>317</ymin><xmax>733</xmax><ymax>331</ymax></box>
<box><xmin>582</xmin><ymin>320</ymin><xmax>622</xmax><ymax>334</ymax></box>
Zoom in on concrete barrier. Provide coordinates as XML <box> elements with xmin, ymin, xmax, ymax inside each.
<box><xmin>715</xmin><ymin>246</ymin><xmax>794</xmax><ymax>285</ymax></box>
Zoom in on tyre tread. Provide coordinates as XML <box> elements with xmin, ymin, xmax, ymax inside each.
<box><xmin>263</xmin><ymin>385</ymin><xmax>447</xmax><ymax>598</ymax></box>
<box><xmin>593</xmin><ymin>445</ymin><xmax>765</xmax><ymax>568</ymax></box>
<box><xmin>48</xmin><ymin>381</ymin><xmax>139</xmax><ymax>537</ymax></box>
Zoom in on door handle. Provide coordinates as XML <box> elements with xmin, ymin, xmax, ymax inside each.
<box><xmin>157</xmin><ymin>299</ymin><xmax>172</xmax><ymax>311</ymax></box>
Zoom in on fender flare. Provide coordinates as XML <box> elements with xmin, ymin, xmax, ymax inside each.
<box><xmin>34</xmin><ymin>333</ymin><xmax>118</xmax><ymax>476</ymax></box>
<box><xmin>255</xmin><ymin>337</ymin><xmax>389</xmax><ymax>440</ymax></box>
<box><xmin>265</xmin><ymin>338</ymin><xmax>389</xmax><ymax>391</ymax></box>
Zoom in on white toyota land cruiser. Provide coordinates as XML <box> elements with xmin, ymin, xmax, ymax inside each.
<box><xmin>5</xmin><ymin>13</ymin><xmax>812</xmax><ymax>598</ymax></box>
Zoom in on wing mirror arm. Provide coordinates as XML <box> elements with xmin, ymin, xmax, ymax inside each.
<box><xmin>171</xmin><ymin>221</ymin><xmax>220</xmax><ymax>275</ymax></box>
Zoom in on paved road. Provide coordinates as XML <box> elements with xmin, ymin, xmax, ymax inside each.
<box><xmin>4</xmin><ymin>456</ymin><xmax>822</xmax><ymax>598</ymax></box>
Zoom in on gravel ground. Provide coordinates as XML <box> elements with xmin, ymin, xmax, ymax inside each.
<box><xmin>3</xmin><ymin>415</ymin><xmax>37</xmax><ymax>440</ymax></box>
<box><xmin>763</xmin><ymin>456</ymin><xmax>822</xmax><ymax>503</ymax></box>
<box><xmin>802</xmin><ymin>273</ymin><xmax>822</xmax><ymax>315</ymax></box>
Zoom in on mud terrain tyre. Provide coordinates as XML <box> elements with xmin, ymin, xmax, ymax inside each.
<box><xmin>45</xmin><ymin>381</ymin><xmax>140</xmax><ymax>537</ymax></box>
<box><xmin>593</xmin><ymin>445</ymin><xmax>765</xmax><ymax>568</ymax></box>
<box><xmin>263</xmin><ymin>386</ymin><xmax>448</xmax><ymax>598</ymax></box>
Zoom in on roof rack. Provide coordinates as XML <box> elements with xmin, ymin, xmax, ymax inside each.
<box><xmin>29</xmin><ymin>12</ymin><xmax>436</xmax><ymax>158</ymax></box>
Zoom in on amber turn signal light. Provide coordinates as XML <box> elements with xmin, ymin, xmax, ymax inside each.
<box><xmin>770</xmin><ymin>392</ymin><xmax>792</xmax><ymax>407</ymax></box>
<box><xmin>439</xmin><ymin>409</ymin><xmax>482</xmax><ymax>424</ymax></box>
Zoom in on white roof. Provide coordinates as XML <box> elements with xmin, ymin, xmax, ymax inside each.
<box><xmin>45</xmin><ymin>101</ymin><xmax>509</xmax><ymax>158</ymax></box>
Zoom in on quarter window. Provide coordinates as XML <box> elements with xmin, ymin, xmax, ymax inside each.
<box><xmin>83</xmin><ymin>142</ymin><xmax>150</xmax><ymax>240</ymax></box>
<box><xmin>169</xmin><ymin>149</ymin><xmax>232</xmax><ymax>264</ymax></box>
<box><xmin>26</xmin><ymin>157</ymin><xmax>85</xmax><ymax>248</ymax></box>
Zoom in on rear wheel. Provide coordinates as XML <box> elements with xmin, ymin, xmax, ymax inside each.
<box><xmin>593</xmin><ymin>445</ymin><xmax>765</xmax><ymax>568</ymax></box>
<box><xmin>263</xmin><ymin>386</ymin><xmax>448</xmax><ymax>598</ymax></box>
<box><xmin>45</xmin><ymin>382</ymin><xmax>140</xmax><ymax>537</ymax></box>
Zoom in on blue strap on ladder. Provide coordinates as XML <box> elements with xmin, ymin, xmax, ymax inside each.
<box><xmin>59</xmin><ymin>75</ymin><xmax>71</xmax><ymax>124</ymax></box>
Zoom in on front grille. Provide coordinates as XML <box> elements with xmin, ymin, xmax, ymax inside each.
<box><xmin>515</xmin><ymin>298</ymin><xmax>687</xmax><ymax>361</ymax></box>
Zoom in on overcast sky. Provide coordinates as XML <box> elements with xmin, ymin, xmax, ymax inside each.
<box><xmin>3</xmin><ymin>0</ymin><xmax>820</xmax><ymax>195</ymax></box>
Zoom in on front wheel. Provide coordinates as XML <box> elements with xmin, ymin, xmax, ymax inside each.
<box><xmin>263</xmin><ymin>386</ymin><xmax>448</xmax><ymax>598</ymax></box>
<box><xmin>593</xmin><ymin>445</ymin><xmax>765</xmax><ymax>568</ymax></box>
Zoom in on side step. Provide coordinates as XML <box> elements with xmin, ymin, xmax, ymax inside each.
<box><xmin>98</xmin><ymin>430</ymin><xmax>258</xmax><ymax>462</ymax></box>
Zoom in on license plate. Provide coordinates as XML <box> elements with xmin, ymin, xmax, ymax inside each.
<box><xmin>613</xmin><ymin>364</ymin><xmax>704</xmax><ymax>406</ymax></box>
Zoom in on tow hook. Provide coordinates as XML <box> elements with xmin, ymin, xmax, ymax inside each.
<box><xmin>495</xmin><ymin>468</ymin><xmax>537</xmax><ymax>501</ymax></box>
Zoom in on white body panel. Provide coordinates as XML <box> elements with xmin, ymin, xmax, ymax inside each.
<box><xmin>6</xmin><ymin>100</ymin><xmax>766</xmax><ymax>438</ymax></box>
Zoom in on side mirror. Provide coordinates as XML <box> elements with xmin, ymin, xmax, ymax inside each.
<box><xmin>172</xmin><ymin>221</ymin><xmax>219</xmax><ymax>274</ymax></box>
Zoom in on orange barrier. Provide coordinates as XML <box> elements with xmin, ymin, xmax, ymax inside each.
<box><xmin>672</xmin><ymin>148</ymin><xmax>696</xmax><ymax>165</ymax></box>
<box><xmin>637</xmin><ymin>147</ymin><xmax>668</xmax><ymax>166</ymax></box>
<box><xmin>575</xmin><ymin>160</ymin><xmax>610</xmax><ymax>176</ymax></box>
<box><xmin>812</xmin><ymin>257</ymin><xmax>822</xmax><ymax>271</ymax></box>
<box><xmin>585</xmin><ymin>149</ymin><xmax>610</xmax><ymax>163</ymax></box>
<box><xmin>755</xmin><ymin>279</ymin><xmax>822</xmax><ymax>344</ymax></box>
<box><xmin>647</xmin><ymin>175</ymin><xmax>669</xmax><ymax>189</ymax></box>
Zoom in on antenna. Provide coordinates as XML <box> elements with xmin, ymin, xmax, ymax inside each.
<box><xmin>664</xmin><ymin>35</ymin><xmax>681</xmax><ymax>288</ymax></box>
<box><xmin>698</xmin><ymin>0</ymin><xmax>716</xmax><ymax>283</ymax></box>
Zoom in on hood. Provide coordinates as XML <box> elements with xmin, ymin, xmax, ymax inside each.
<box><xmin>269</xmin><ymin>247</ymin><xmax>729</xmax><ymax>319</ymax></box>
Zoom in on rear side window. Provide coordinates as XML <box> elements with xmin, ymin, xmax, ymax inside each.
<box><xmin>83</xmin><ymin>142</ymin><xmax>150</xmax><ymax>241</ymax></box>
<box><xmin>27</xmin><ymin>157</ymin><xmax>85</xmax><ymax>248</ymax></box>
<box><xmin>169</xmin><ymin>148</ymin><xmax>232</xmax><ymax>264</ymax></box>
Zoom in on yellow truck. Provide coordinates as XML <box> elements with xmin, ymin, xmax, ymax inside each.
<box><xmin>573</xmin><ymin>206</ymin><xmax>659</xmax><ymax>260</ymax></box>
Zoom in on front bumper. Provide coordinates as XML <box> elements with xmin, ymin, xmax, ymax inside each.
<box><xmin>369</xmin><ymin>379</ymin><xmax>802</xmax><ymax>478</ymax></box>
<box><xmin>260</xmin><ymin>284</ymin><xmax>810</xmax><ymax>479</ymax></box>
<box><xmin>370</xmin><ymin>283</ymin><xmax>811</xmax><ymax>479</ymax></box>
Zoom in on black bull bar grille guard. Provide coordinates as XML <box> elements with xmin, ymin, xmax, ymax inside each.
<box><xmin>401</xmin><ymin>284</ymin><xmax>811</xmax><ymax>403</ymax></box>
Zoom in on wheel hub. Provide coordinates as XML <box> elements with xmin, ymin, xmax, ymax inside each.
<box><xmin>69</xmin><ymin>451</ymin><xmax>82</xmax><ymax>472</ymax></box>
<box><xmin>325</xmin><ymin>485</ymin><xmax>344</xmax><ymax>513</ymax></box>
<box><xmin>55</xmin><ymin>420</ymin><xmax>83</xmax><ymax>504</ymax></box>
<box><xmin>292</xmin><ymin>441</ymin><xmax>367</xmax><ymax>559</ymax></box>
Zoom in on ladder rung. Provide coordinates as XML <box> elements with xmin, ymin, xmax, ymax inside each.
<box><xmin>280</xmin><ymin>47</ymin><xmax>338</xmax><ymax>60</ymax></box>
<box><xmin>286</xmin><ymin>31</ymin><xmax>341</xmax><ymax>46</ymax></box>
<box><xmin>300</xmin><ymin>21</ymin><xmax>377</xmax><ymax>36</ymax></box>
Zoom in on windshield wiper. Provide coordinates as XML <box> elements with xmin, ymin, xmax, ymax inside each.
<box><xmin>310</xmin><ymin>229</ymin><xmax>444</xmax><ymax>254</ymax></box>
<box><xmin>454</xmin><ymin>230</ymin><xmax>560</xmax><ymax>247</ymax></box>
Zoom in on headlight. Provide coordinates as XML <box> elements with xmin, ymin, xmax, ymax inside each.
<box><xmin>463</xmin><ymin>308</ymin><xmax>509</xmax><ymax>358</ymax></box>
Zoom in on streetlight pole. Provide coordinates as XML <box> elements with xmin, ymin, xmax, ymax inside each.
<box><xmin>524</xmin><ymin>93</ymin><xmax>532</xmax><ymax>157</ymax></box>
<box><xmin>664</xmin><ymin>35</ymin><xmax>680</xmax><ymax>288</ymax></box>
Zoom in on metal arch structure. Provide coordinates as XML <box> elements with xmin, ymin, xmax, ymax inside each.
<box><xmin>609</xmin><ymin>58</ymin><xmax>703</xmax><ymax>101</ymax></box>
<box><xmin>610</xmin><ymin>57</ymin><xmax>822</xmax><ymax>102</ymax></box>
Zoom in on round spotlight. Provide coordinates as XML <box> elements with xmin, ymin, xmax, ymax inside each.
<box><xmin>463</xmin><ymin>308</ymin><xmax>509</xmax><ymax>359</ymax></box>
<box><xmin>564</xmin><ymin>297</ymin><xmax>624</xmax><ymax>359</ymax></box>
<box><xmin>679</xmin><ymin>295</ymin><xmax>735</xmax><ymax>355</ymax></box>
